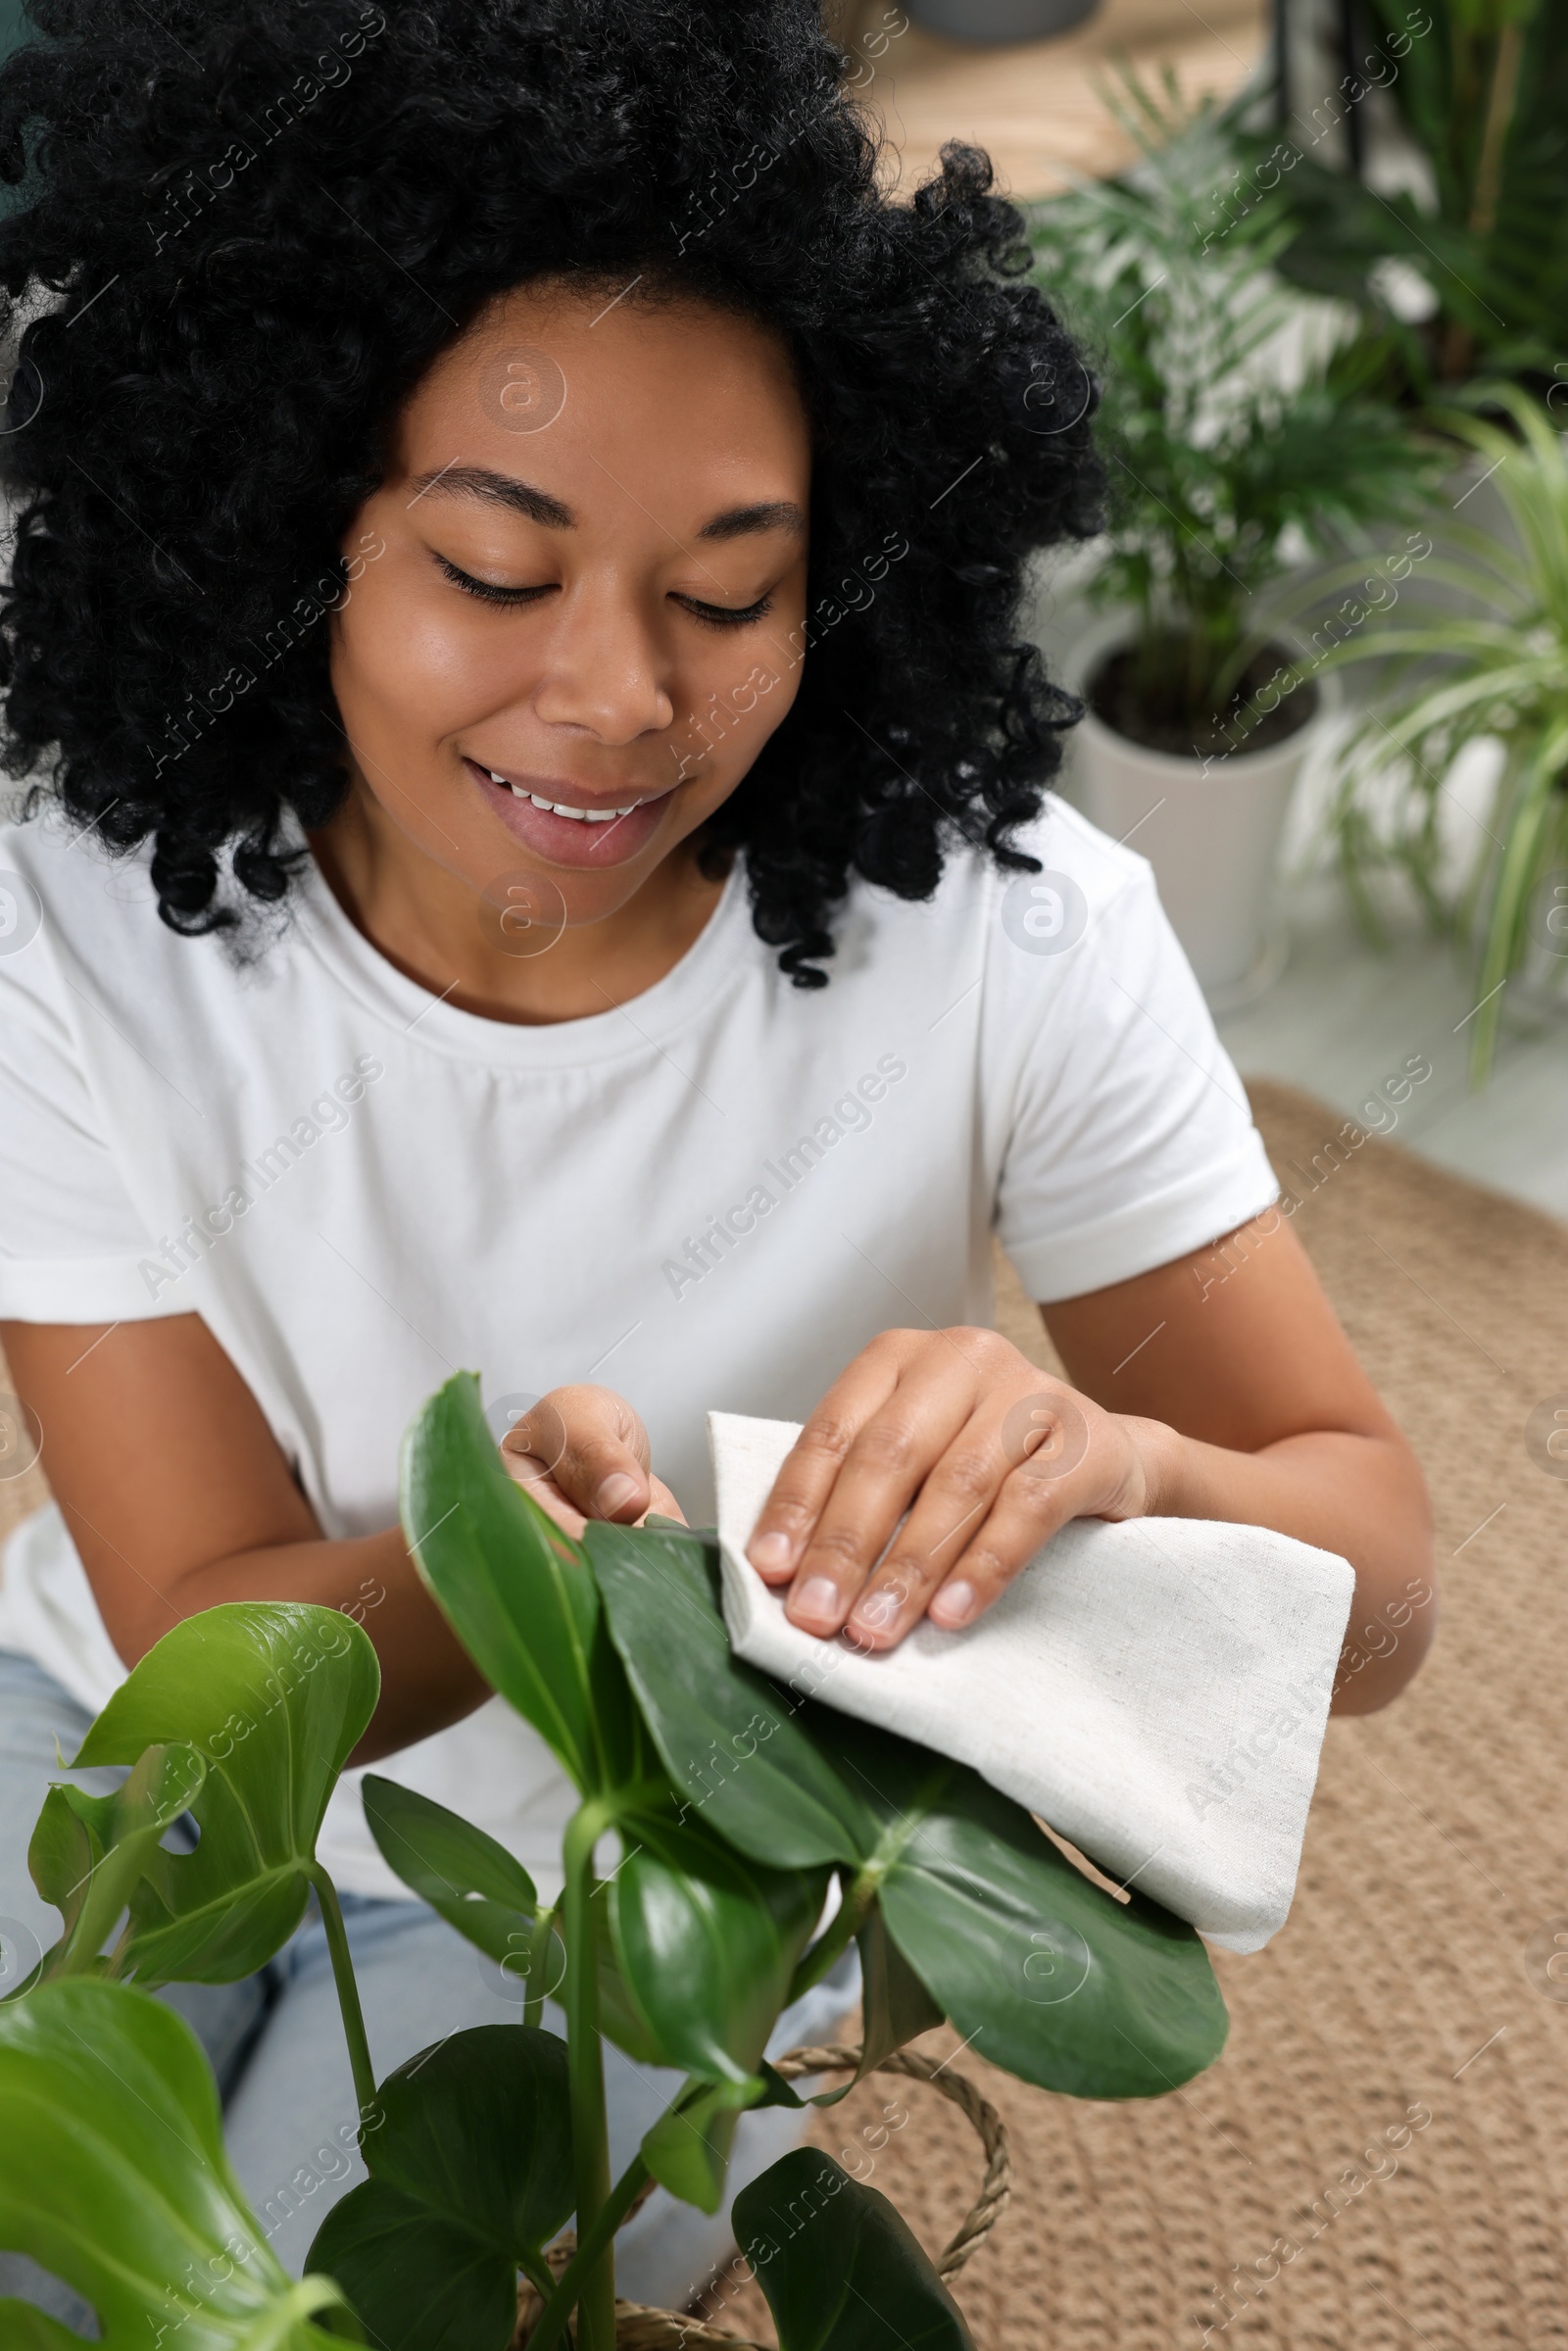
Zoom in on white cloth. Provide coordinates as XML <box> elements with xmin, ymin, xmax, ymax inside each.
<box><xmin>0</xmin><ymin>798</ymin><xmax>1275</xmax><ymax>1898</ymax></box>
<box><xmin>710</xmin><ymin>1412</ymin><xmax>1354</xmax><ymax>1952</ymax></box>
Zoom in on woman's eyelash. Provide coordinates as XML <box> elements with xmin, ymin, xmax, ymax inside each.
<box><xmin>671</xmin><ymin>592</ymin><xmax>774</xmax><ymax>630</ymax></box>
<box><xmin>438</xmin><ymin>557</ymin><xmax>555</xmax><ymax>607</ymax></box>
<box><xmin>438</xmin><ymin>557</ymin><xmax>771</xmax><ymax>630</ymax></box>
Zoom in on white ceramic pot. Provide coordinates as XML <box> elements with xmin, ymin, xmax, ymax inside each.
<box><xmin>1060</xmin><ymin>612</ymin><xmax>1337</xmax><ymax>1008</ymax></box>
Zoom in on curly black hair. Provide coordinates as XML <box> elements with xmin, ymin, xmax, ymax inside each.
<box><xmin>0</xmin><ymin>0</ymin><xmax>1102</xmax><ymax>982</ymax></box>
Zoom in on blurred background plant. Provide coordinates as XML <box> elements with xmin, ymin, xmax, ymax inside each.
<box><xmin>1026</xmin><ymin>73</ymin><xmax>1440</xmax><ymax>753</ymax></box>
<box><xmin>1267</xmin><ymin>0</ymin><xmax>1568</xmax><ymax>390</ymax></box>
<box><xmin>1315</xmin><ymin>381</ymin><xmax>1568</xmax><ymax>1079</ymax></box>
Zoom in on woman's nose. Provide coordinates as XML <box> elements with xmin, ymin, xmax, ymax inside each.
<box><xmin>530</xmin><ymin>580</ymin><xmax>675</xmax><ymax>745</ymax></box>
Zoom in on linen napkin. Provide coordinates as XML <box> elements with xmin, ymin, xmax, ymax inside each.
<box><xmin>709</xmin><ymin>1411</ymin><xmax>1355</xmax><ymax>1953</ymax></box>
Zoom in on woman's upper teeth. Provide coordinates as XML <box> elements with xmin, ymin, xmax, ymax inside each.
<box><xmin>490</xmin><ymin>771</ymin><xmax>636</xmax><ymax>823</ymax></box>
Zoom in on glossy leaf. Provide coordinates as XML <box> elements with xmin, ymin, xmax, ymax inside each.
<box><xmin>640</xmin><ymin>2075</ymin><xmax>753</xmax><ymax>2215</ymax></box>
<box><xmin>591</xmin><ymin>1519</ymin><xmax>1228</xmax><ymax>2099</ymax></box>
<box><xmin>303</xmin><ymin>2186</ymin><xmax>502</xmax><ymax>2351</ymax></box>
<box><xmin>72</xmin><ymin>1602</ymin><xmax>379</xmax><ymax>1984</ymax></box>
<box><xmin>401</xmin><ymin>1373</ymin><xmax>647</xmax><ymax>1797</ymax></box>
<box><xmin>27</xmin><ymin>1786</ymin><xmax>107</xmax><ymax>1949</ymax></box>
<box><xmin>588</xmin><ymin>1519</ymin><xmax>870</xmax><ymax>1866</ymax></box>
<box><xmin>735</xmin><ymin>2149</ymin><xmax>973</xmax><ymax>2350</ymax></box>
<box><xmin>361</xmin><ymin>1775</ymin><xmax>543</xmax><ymax>1966</ymax></box>
<box><xmin>603</xmin><ymin>1807</ymin><xmax>827</xmax><ymax>2089</ymax></box>
<box><xmin>359</xmin><ymin>1772</ymin><xmax>657</xmax><ymax>2061</ymax></box>
<box><xmin>308</xmin><ymin>2026</ymin><xmax>573</xmax><ymax>2351</ymax></box>
<box><xmin>856</xmin><ymin>1903</ymin><xmax>944</xmax><ymax>2076</ymax></box>
<box><xmin>24</xmin><ymin>1742</ymin><xmax>205</xmax><ymax>1987</ymax></box>
<box><xmin>823</xmin><ymin>1717</ymin><xmax>1229</xmax><ymax>2100</ymax></box>
<box><xmin>0</xmin><ymin>1976</ymin><xmax>356</xmax><ymax>2346</ymax></box>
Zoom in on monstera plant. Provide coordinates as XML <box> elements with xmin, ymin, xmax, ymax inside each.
<box><xmin>0</xmin><ymin>1374</ymin><xmax>1229</xmax><ymax>2350</ymax></box>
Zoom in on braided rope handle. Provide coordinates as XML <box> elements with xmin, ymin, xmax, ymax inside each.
<box><xmin>768</xmin><ymin>2041</ymin><xmax>1012</xmax><ymax>2278</ymax></box>
<box><xmin>513</xmin><ymin>2041</ymin><xmax>1009</xmax><ymax>2348</ymax></box>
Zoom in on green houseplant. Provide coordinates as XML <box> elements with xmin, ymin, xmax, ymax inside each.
<box><xmin>0</xmin><ymin>1372</ymin><xmax>1228</xmax><ymax>2351</ymax></box>
<box><xmin>1025</xmin><ymin>80</ymin><xmax>1437</xmax><ymax>998</ymax></box>
<box><xmin>1270</xmin><ymin>0</ymin><xmax>1568</xmax><ymax>389</ymax></box>
<box><xmin>1320</xmin><ymin>381</ymin><xmax>1568</xmax><ymax>1081</ymax></box>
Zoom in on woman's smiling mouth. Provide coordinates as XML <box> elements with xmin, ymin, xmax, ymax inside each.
<box><xmin>464</xmin><ymin>757</ymin><xmax>676</xmax><ymax>868</ymax></box>
<box><xmin>495</xmin><ymin>781</ymin><xmax>640</xmax><ymax>823</ymax></box>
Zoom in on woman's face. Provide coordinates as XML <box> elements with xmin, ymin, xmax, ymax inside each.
<box><xmin>329</xmin><ymin>280</ymin><xmax>811</xmax><ymax>928</ymax></box>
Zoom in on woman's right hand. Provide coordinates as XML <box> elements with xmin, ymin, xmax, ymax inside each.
<box><xmin>499</xmin><ymin>1384</ymin><xmax>685</xmax><ymax>1539</ymax></box>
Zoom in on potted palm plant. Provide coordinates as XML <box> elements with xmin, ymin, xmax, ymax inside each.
<box><xmin>0</xmin><ymin>1373</ymin><xmax>1227</xmax><ymax>2350</ymax></box>
<box><xmin>1027</xmin><ymin>82</ymin><xmax>1438</xmax><ymax>1002</ymax></box>
<box><xmin>1269</xmin><ymin>0</ymin><xmax>1568</xmax><ymax>390</ymax></box>
<box><xmin>1319</xmin><ymin>381</ymin><xmax>1568</xmax><ymax>1082</ymax></box>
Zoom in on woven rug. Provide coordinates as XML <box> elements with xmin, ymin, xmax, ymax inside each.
<box><xmin>703</xmin><ymin>1079</ymin><xmax>1568</xmax><ymax>2350</ymax></box>
<box><xmin>5</xmin><ymin>1080</ymin><xmax>1567</xmax><ymax>2347</ymax></box>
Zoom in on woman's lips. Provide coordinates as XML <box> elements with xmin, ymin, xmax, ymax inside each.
<box><xmin>465</xmin><ymin>758</ymin><xmax>673</xmax><ymax>869</ymax></box>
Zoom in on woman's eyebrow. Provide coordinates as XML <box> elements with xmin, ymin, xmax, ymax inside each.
<box><xmin>697</xmin><ymin>500</ymin><xmax>807</xmax><ymax>542</ymax></box>
<box><xmin>407</xmin><ymin>465</ymin><xmax>575</xmax><ymax>528</ymax></box>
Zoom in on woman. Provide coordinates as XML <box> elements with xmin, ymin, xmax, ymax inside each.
<box><xmin>0</xmin><ymin>0</ymin><xmax>1433</xmax><ymax>2320</ymax></box>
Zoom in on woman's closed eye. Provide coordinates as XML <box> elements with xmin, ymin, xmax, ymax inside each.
<box><xmin>436</xmin><ymin>555</ymin><xmax>557</xmax><ymax>608</ymax></box>
<box><xmin>436</xmin><ymin>555</ymin><xmax>771</xmax><ymax>630</ymax></box>
<box><xmin>668</xmin><ymin>590</ymin><xmax>774</xmax><ymax>629</ymax></box>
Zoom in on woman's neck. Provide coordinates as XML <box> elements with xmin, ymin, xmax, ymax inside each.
<box><xmin>308</xmin><ymin>782</ymin><xmax>729</xmax><ymax>1027</ymax></box>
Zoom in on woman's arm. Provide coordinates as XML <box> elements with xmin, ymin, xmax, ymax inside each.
<box><xmin>745</xmin><ymin>1213</ymin><xmax>1436</xmax><ymax>1712</ymax></box>
<box><xmin>0</xmin><ymin>1316</ymin><xmax>677</xmax><ymax>1764</ymax></box>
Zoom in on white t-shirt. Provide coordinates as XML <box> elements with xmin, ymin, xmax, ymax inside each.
<box><xmin>0</xmin><ymin>797</ymin><xmax>1275</xmax><ymax>1898</ymax></box>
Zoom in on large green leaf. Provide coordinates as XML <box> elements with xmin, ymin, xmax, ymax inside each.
<box><xmin>735</xmin><ymin>2149</ymin><xmax>973</xmax><ymax>2350</ymax></box>
<box><xmin>602</xmin><ymin>1807</ymin><xmax>825</xmax><ymax>2091</ymax></box>
<box><xmin>308</xmin><ymin>2026</ymin><xmax>573</xmax><ymax>2351</ymax></box>
<box><xmin>823</xmin><ymin>1716</ymin><xmax>1228</xmax><ymax>2101</ymax></box>
<box><xmin>590</xmin><ymin>1522</ymin><xmax>1228</xmax><ymax>2100</ymax></box>
<box><xmin>362</xmin><ymin>1776</ymin><xmax>541</xmax><ymax>1968</ymax></box>
<box><xmin>587</xmin><ymin>1519</ymin><xmax>871</xmax><ymax>1865</ymax></box>
<box><xmin>359</xmin><ymin>1772</ymin><xmax>660</xmax><ymax>2064</ymax></box>
<box><xmin>299</xmin><ymin>2188</ymin><xmax>497</xmax><ymax>2351</ymax></box>
<box><xmin>400</xmin><ymin>1373</ymin><xmax>647</xmax><ymax>1798</ymax></box>
<box><xmin>24</xmin><ymin>1742</ymin><xmax>205</xmax><ymax>1986</ymax></box>
<box><xmin>0</xmin><ymin>1976</ymin><xmax>356</xmax><ymax>2346</ymax></box>
<box><xmin>72</xmin><ymin>1603</ymin><xmax>379</xmax><ymax>1984</ymax></box>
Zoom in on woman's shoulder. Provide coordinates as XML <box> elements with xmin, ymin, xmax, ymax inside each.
<box><xmin>0</xmin><ymin>813</ymin><xmax>146</xmax><ymax>1014</ymax></box>
<box><xmin>835</xmin><ymin>793</ymin><xmax>1155</xmax><ymax>977</ymax></box>
<box><xmin>2</xmin><ymin>808</ymin><xmax>165</xmax><ymax>950</ymax></box>
<box><xmin>0</xmin><ymin>808</ymin><xmax>303</xmax><ymax>1048</ymax></box>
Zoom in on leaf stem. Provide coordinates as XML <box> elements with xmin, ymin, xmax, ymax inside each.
<box><xmin>562</xmin><ymin>1801</ymin><xmax>616</xmax><ymax>2351</ymax></box>
<box><xmin>1469</xmin><ymin>17</ymin><xmax>1526</xmax><ymax>245</ymax></box>
<box><xmin>785</xmin><ymin>1868</ymin><xmax>876</xmax><ymax>2006</ymax></box>
<box><xmin>525</xmin><ymin>2152</ymin><xmax>652</xmax><ymax>2351</ymax></box>
<box><xmin>306</xmin><ymin>1863</ymin><xmax>377</xmax><ymax>2124</ymax></box>
<box><xmin>235</xmin><ymin>2275</ymin><xmax>355</xmax><ymax>2351</ymax></box>
<box><xmin>523</xmin><ymin>1902</ymin><xmax>556</xmax><ymax>2033</ymax></box>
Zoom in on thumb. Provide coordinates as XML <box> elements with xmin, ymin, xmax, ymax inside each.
<box><xmin>502</xmin><ymin>1384</ymin><xmax>653</xmax><ymax>1523</ymax></box>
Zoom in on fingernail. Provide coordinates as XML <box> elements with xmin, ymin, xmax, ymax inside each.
<box><xmin>595</xmin><ymin>1472</ymin><xmax>642</xmax><ymax>1517</ymax></box>
<box><xmin>749</xmin><ymin>1531</ymin><xmax>793</xmax><ymax>1576</ymax></box>
<box><xmin>790</xmin><ymin>1576</ymin><xmax>842</xmax><ymax>1630</ymax></box>
<box><xmin>849</xmin><ymin>1588</ymin><xmax>899</xmax><ymax>1637</ymax></box>
<box><xmin>929</xmin><ymin>1580</ymin><xmax>976</xmax><ymax>1628</ymax></box>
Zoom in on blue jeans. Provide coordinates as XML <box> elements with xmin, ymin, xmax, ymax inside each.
<box><xmin>0</xmin><ymin>1649</ymin><xmax>858</xmax><ymax>2331</ymax></box>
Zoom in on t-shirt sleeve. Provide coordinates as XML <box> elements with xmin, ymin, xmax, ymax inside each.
<box><xmin>0</xmin><ymin>935</ymin><xmax>179</xmax><ymax>1322</ymax></box>
<box><xmin>989</xmin><ymin>840</ymin><xmax>1278</xmax><ymax>1302</ymax></box>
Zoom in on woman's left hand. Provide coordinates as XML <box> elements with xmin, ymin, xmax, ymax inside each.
<box><xmin>500</xmin><ymin>1383</ymin><xmax>686</xmax><ymax>1541</ymax></box>
<box><xmin>745</xmin><ymin>1327</ymin><xmax>1174</xmax><ymax>1648</ymax></box>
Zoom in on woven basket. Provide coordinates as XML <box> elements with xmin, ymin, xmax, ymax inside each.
<box><xmin>511</xmin><ymin>2041</ymin><xmax>1011</xmax><ymax>2349</ymax></box>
